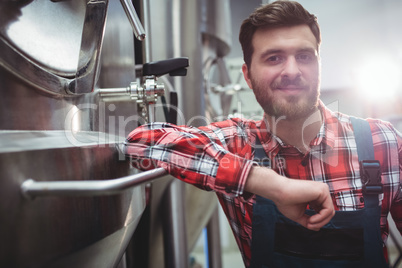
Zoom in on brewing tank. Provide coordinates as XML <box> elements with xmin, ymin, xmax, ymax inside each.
<box><xmin>0</xmin><ymin>0</ymin><xmax>234</xmax><ymax>267</ymax></box>
<box><xmin>0</xmin><ymin>1</ymin><xmax>145</xmax><ymax>267</ymax></box>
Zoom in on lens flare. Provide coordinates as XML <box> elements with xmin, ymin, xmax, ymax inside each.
<box><xmin>356</xmin><ymin>57</ymin><xmax>401</xmax><ymax>100</ymax></box>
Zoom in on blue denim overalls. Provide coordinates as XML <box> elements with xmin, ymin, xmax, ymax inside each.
<box><xmin>249</xmin><ymin>118</ymin><xmax>388</xmax><ymax>268</ymax></box>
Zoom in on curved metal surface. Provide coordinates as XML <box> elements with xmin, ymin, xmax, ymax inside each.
<box><xmin>0</xmin><ymin>0</ymin><xmax>108</xmax><ymax>95</ymax></box>
<box><xmin>22</xmin><ymin>168</ymin><xmax>167</xmax><ymax>198</ymax></box>
<box><xmin>0</xmin><ymin>35</ymin><xmax>73</xmax><ymax>96</ymax></box>
<box><xmin>0</xmin><ymin>1</ymin><xmax>144</xmax><ymax>267</ymax></box>
<box><xmin>0</xmin><ymin>1</ymin><xmax>234</xmax><ymax>267</ymax></box>
<box><xmin>0</xmin><ymin>130</ymin><xmax>145</xmax><ymax>268</ymax></box>
<box><xmin>72</xmin><ymin>0</ymin><xmax>108</xmax><ymax>94</ymax></box>
<box><xmin>0</xmin><ymin>0</ymin><xmax>86</xmax><ymax>75</ymax></box>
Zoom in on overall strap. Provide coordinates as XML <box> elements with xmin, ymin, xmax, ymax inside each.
<box><xmin>350</xmin><ymin>117</ymin><xmax>386</xmax><ymax>267</ymax></box>
<box><xmin>350</xmin><ymin>117</ymin><xmax>383</xmax><ymax>195</ymax></box>
<box><xmin>350</xmin><ymin>117</ymin><xmax>375</xmax><ymax>161</ymax></box>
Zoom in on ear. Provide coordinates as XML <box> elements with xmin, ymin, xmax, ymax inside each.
<box><xmin>242</xmin><ymin>63</ymin><xmax>253</xmax><ymax>89</ymax></box>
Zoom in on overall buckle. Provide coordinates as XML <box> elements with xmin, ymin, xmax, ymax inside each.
<box><xmin>360</xmin><ymin>160</ymin><xmax>383</xmax><ymax>194</ymax></box>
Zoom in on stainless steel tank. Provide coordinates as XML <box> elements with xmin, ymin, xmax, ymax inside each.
<box><xmin>0</xmin><ymin>1</ymin><xmax>146</xmax><ymax>267</ymax></box>
<box><xmin>0</xmin><ymin>0</ymin><xmax>235</xmax><ymax>267</ymax></box>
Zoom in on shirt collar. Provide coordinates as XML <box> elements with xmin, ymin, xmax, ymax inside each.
<box><xmin>257</xmin><ymin>100</ymin><xmax>341</xmax><ymax>152</ymax></box>
<box><xmin>256</xmin><ymin>117</ymin><xmax>282</xmax><ymax>158</ymax></box>
<box><xmin>310</xmin><ymin>100</ymin><xmax>340</xmax><ymax>149</ymax></box>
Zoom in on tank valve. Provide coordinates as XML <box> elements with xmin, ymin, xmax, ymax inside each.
<box><xmin>98</xmin><ymin>79</ymin><xmax>164</xmax><ymax>104</ymax></box>
<box><xmin>97</xmin><ymin>57</ymin><xmax>189</xmax><ymax>122</ymax></box>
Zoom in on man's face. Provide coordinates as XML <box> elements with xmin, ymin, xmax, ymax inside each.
<box><xmin>242</xmin><ymin>25</ymin><xmax>321</xmax><ymax>120</ymax></box>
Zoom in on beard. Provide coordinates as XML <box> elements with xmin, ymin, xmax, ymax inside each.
<box><xmin>251</xmin><ymin>76</ymin><xmax>320</xmax><ymax>120</ymax></box>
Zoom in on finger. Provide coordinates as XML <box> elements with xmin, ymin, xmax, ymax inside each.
<box><xmin>309</xmin><ymin>207</ymin><xmax>334</xmax><ymax>224</ymax></box>
<box><xmin>307</xmin><ymin>208</ymin><xmax>334</xmax><ymax>230</ymax></box>
<box><xmin>307</xmin><ymin>199</ymin><xmax>335</xmax><ymax>230</ymax></box>
<box><xmin>306</xmin><ymin>212</ymin><xmax>331</xmax><ymax>231</ymax></box>
<box><xmin>309</xmin><ymin>193</ymin><xmax>335</xmax><ymax>225</ymax></box>
<box><xmin>306</xmin><ymin>224</ymin><xmax>321</xmax><ymax>232</ymax></box>
<box><xmin>298</xmin><ymin>215</ymin><xmax>322</xmax><ymax>231</ymax></box>
<box><xmin>293</xmin><ymin>214</ymin><xmax>309</xmax><ymax>229</ymax></box>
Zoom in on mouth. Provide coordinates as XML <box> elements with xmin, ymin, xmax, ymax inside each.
<box><xmin>275</xmin><ymin>86</ymin><xmax>307</xmax><ymax>94</ymax></box>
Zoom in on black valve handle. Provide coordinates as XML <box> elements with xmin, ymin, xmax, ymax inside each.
<box><xmin>161</xmin><ymin>91</ymin><xmax>178</xmax><ymax>124</ymax></box>
<box><xmin>142</xmin><ymin>57</ymin><xmax>189</xmax><ymax>77</ymax></box>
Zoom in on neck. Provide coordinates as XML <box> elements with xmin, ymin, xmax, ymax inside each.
<box><xmin>265</xmin><ymin>108</ymin><xmax>322</xmax><ymax>153</ymax></box>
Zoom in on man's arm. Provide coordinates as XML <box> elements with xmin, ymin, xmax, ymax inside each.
<box><xmin>125</xmin><ymin>122</ymin><xmax>335</xmax><ymax>230</ymax></box>
<box><xmin>124</xmin><ymin>121</ymin><xmax>255</xmax><ymax>196</ymax></box>
<box><xmin>245</xmin><ymin>166</ymin><xmax>335</xmax><ymax>231</ymax></box>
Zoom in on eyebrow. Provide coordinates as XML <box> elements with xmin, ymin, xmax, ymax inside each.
<box><xmin>260</xmin><ymin>49</ymin><xmax>283</xmax><ymax>59</ymax></box>
<box><xmin>259</xmin><ymin>47</ymin><xmax>317</xmax><ymax>59</ymax></box>
<box><xmin>298</xmin><ymin>47</ymin><xmax>317</xmax><ymax>55</ymax></box>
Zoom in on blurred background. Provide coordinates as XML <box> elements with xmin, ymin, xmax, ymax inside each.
<box><xmin>224</xmin><ymin>0</ymin><xmax>402</xmax><ymax>125</ymax></box>
<box><xmin>193</xmin><ymin>0</ymin><xmax>402</xmax><ymax>267</ymax></box>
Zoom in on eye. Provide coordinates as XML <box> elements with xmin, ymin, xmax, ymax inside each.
<box><xmin>266</xmin><ymin>55</ymin><xmax>284</xmax><ymax>64</ymax></box>
<box><xmin>296</xmin><ymin>53</ymin><xmax>315</xmax><ymax>63</ymax></box>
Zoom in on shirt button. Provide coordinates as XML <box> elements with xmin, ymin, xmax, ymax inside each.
<box><xmin>360</xmin><ymin>197</ymin><xmax>364</xmax><ymax>203</ymax></box>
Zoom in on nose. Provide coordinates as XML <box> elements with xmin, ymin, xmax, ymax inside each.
<box><xmin>281</xmin><ymin>57</ymin><xmax>301</xmax><ymax>80</ymax></box>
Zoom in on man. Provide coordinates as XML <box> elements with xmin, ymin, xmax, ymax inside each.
<box><xmin>124</xmin><ymin>1</ymin><xmax>401</xmax><ymax>267</ymax></box>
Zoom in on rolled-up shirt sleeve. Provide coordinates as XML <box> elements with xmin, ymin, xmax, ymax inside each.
<box><xmin>124</xmin><ymin>121</ymin><xmax>254</xmax><ymax>197</ymax></box>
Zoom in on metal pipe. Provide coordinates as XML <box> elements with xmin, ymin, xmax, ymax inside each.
<box><xmin>21</xmin><ymin>168</ymin><xmax>167</xmax><ymax>199</ymax></box>
<box><xmin>206</xmin><ymin>207</ymin><xmax>222</xmax><ymax>268</ymax></box>
<box><xmin>97</xmin><ymin>87</ymin><xmax>129</xmax><ymax>96</ymax></box>
<box><xmin>142</xmin><ymin>0</ymin><xmax>152</xmax><ymax>62</ymax></box>
<box><xmin>119</xmin><ymin>0</ymin><xmax>146</xmax><ymax>41</ymax></box>
<box><xmin>148</xmin><ymin>104</ymin><xmax>156</xmax><ymax>123</ymax></box>
<box><xmin>163</xmin><ymin>180</ymin><xmax>189</xmax><ymax>268</ymax></box>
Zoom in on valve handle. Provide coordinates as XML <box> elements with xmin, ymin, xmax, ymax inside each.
<box><xmin>143</xmin><ymin>57</ymin><xmax>189</xmax><ymax>77</ymax></box>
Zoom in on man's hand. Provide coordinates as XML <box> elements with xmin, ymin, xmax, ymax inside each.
<box><xmin>245</xmin><ymin>166</ymin><xmax>335</xmax><ymax>231</ymax></box>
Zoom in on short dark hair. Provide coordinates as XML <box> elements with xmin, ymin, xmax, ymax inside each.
<box><xmin>239</xmin><ymin>0</ymin><xmax>321</xmax><ymax>67</ymax></box>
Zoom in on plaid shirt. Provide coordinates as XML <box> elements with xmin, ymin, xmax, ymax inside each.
<box><xmin>124</xmin><ymin>102</ymin><xmax>402</xmax><ymax>267</ymax></box>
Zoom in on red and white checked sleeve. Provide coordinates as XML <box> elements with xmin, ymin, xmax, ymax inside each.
<box><xmin>124</xmin><ymin>121</ymin><xmax>255</xmax><ymax>197</ymax></box>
